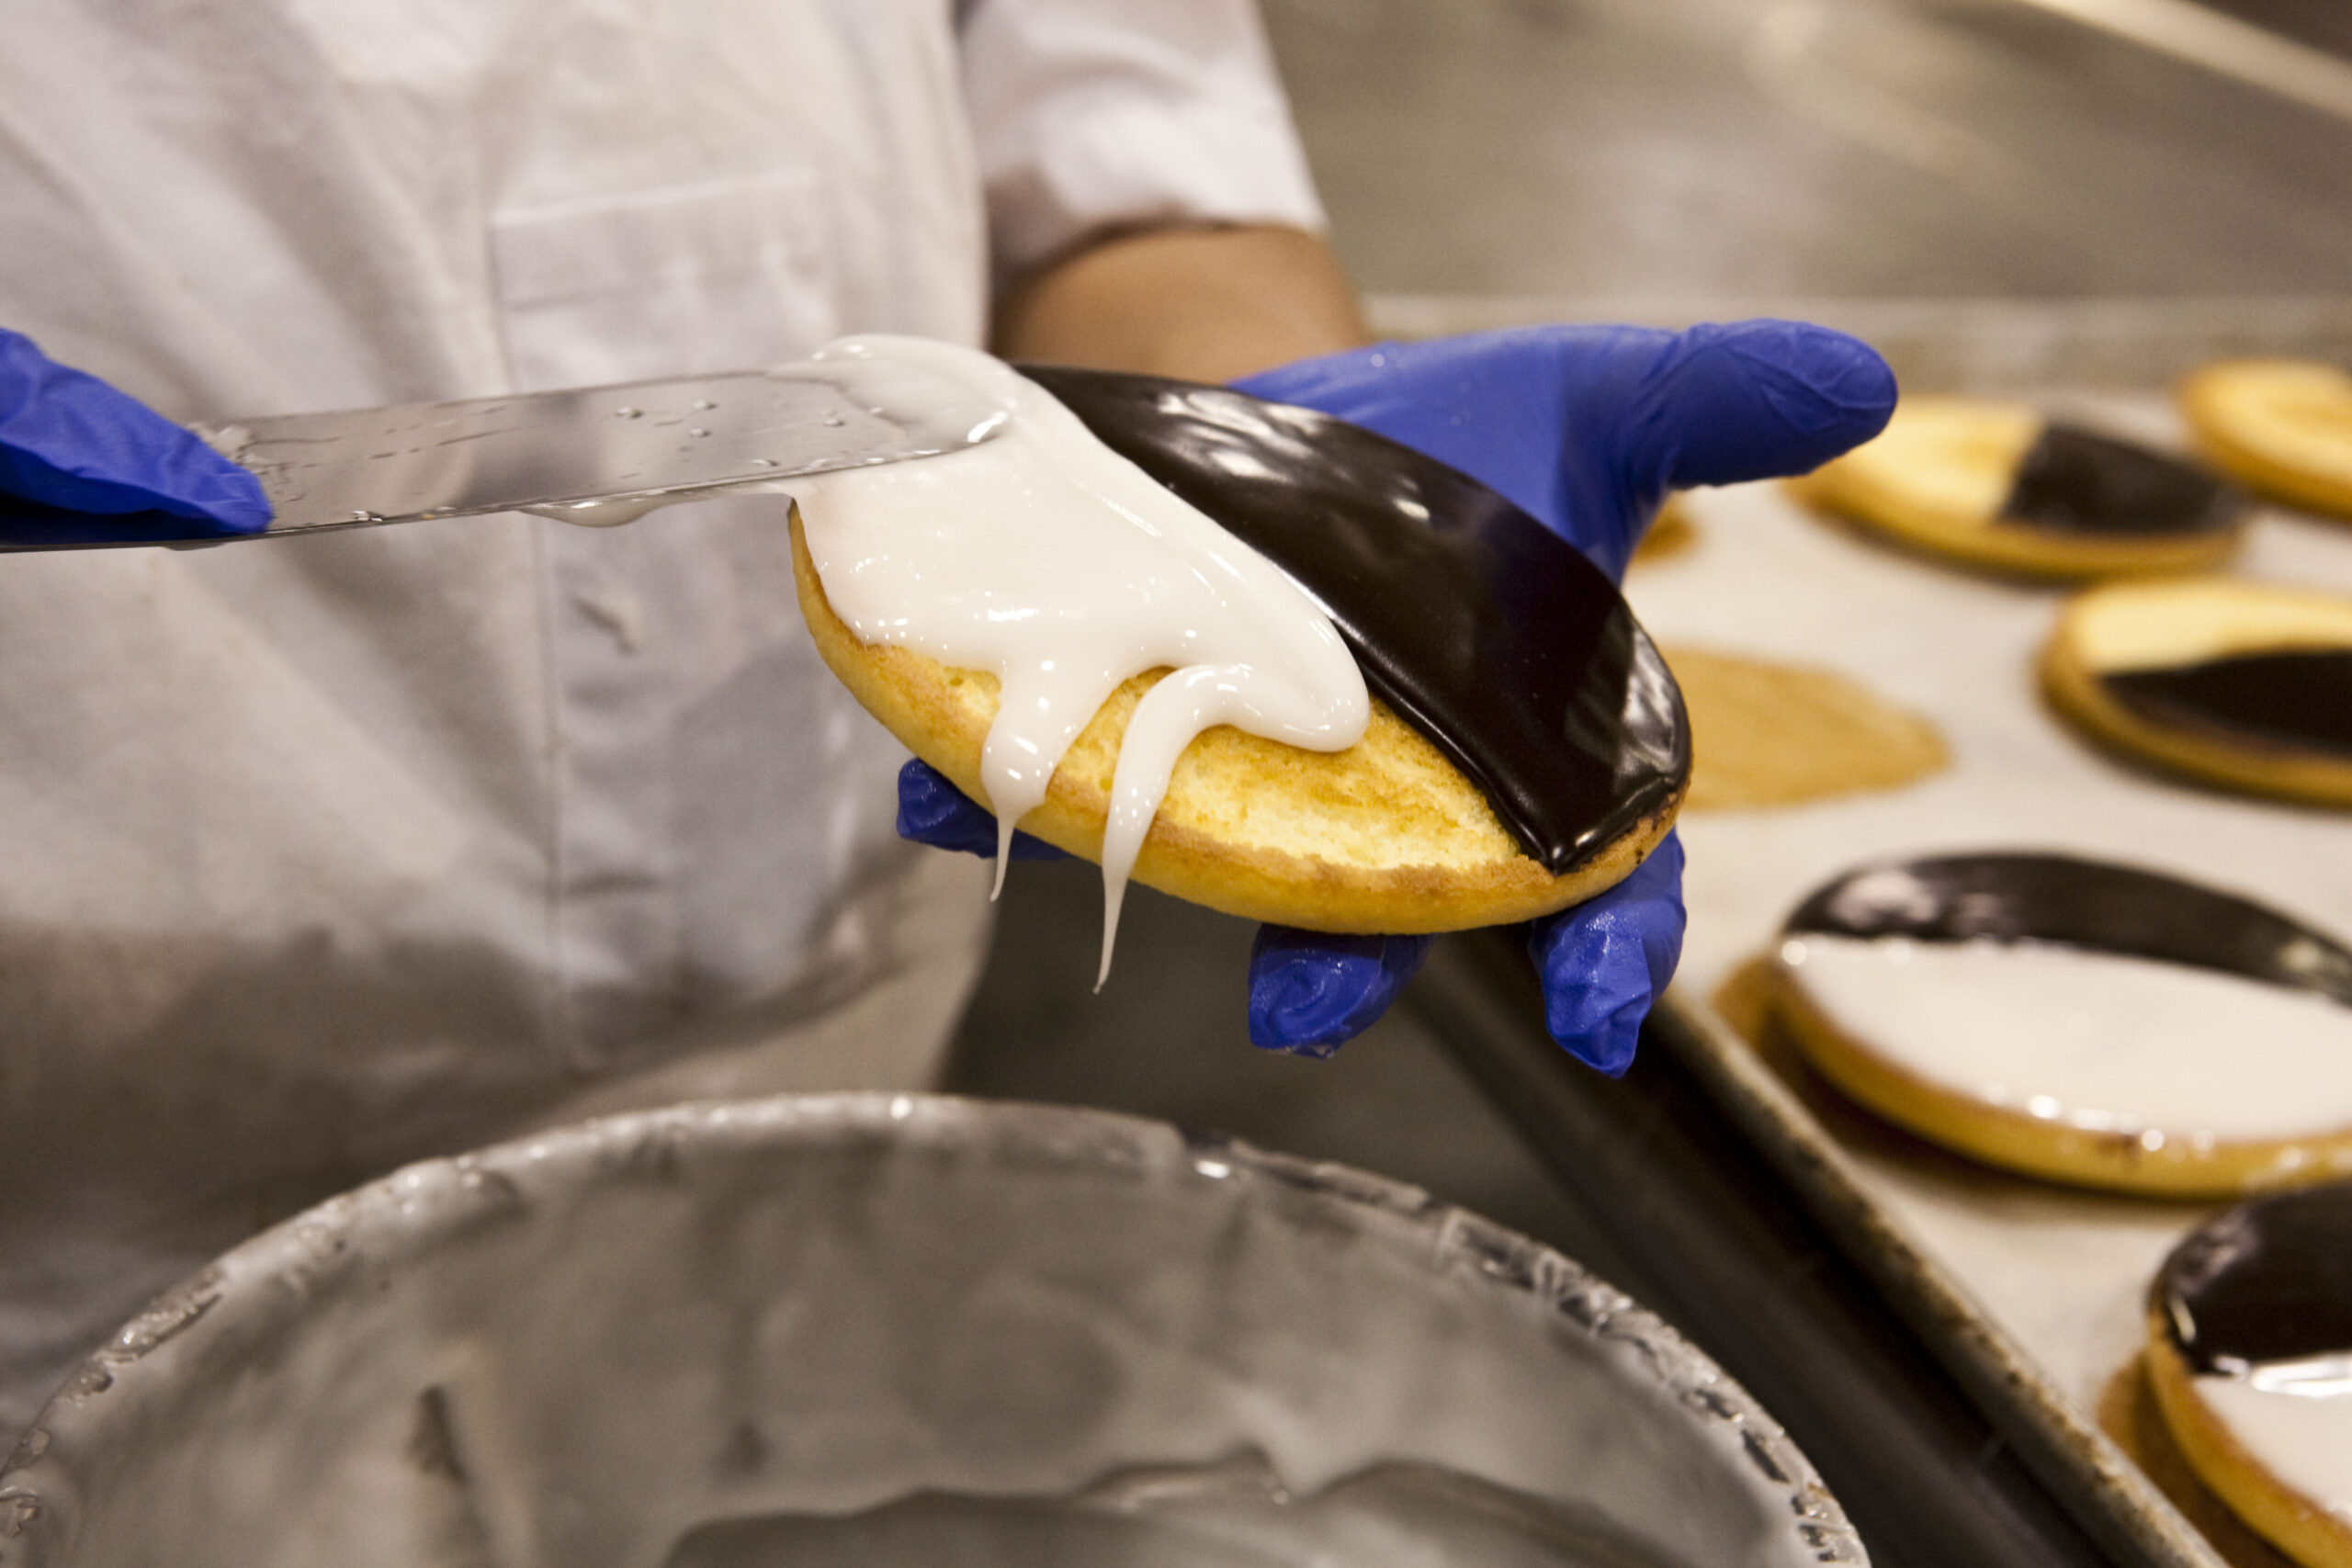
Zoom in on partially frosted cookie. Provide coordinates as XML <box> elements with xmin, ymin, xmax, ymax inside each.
<box><xmin>2180</xmin><ymin>359</ymin><xmax>2352</xmax><ymax>523</ymax></box>
<box><xmin>2041</xmin><ymin>577</ymin><xmax>2352</xmax><ymax>808</ymax></box>
<box><xmin>1769</xmin><ymin>853</ymin><xmax>2352</xmax><ymax>1195</ymax></box>
<box><xmin>789</xmin><ymin>339</ymin><xmax>1688</xmax><ymax>953</ymax></box>
<box><xmin>2149</xmin><ymin>1182</ymin><xmax>2352</xmax><ymax>1568</ymax></box>
<box><xmin>1785</xmin><ymin>396</ymin><xmax>2244</xmax><ymax>580</ymax></box>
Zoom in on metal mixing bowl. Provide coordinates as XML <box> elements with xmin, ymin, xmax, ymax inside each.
<box><xmin>0</xmin><ymin>1095</ymin><xmax>1862</xmax><ymax>1567</ymax></box>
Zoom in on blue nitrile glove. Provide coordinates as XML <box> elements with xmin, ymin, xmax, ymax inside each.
<box><xmin>897</xmin><ymin>757</ymin><xmax>1071</xmax><ymax>863</ymax></box>
<box><xmin>901</xmin><ymin>322</ymin><xmax>1894</xmax><ymax>1069</ymax></box>
<box><xmin>1233</xmin><ymin>323</ymin><xmax>1890</xmax><ymax>1069</ymax></box>
<box><xmin>0</xmin><ymin>329</ymin><xmax>271</xmax><ymax>546</ymax></box>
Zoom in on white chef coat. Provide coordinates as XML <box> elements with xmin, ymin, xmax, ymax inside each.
<box><xmin>0</xmin><ymin>0</ymin><xmax>1324</xmax><ymax>1437</ymax></box>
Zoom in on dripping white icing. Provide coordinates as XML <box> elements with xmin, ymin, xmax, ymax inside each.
<box><xmin>790</xmin><ymin>336</ymin><xmax>1370</xmax><ymax>984</ymax></box>
<box><xmin>2192</xmin><ymin>1371</ymin><xmax>2352</xmax><ymax>1523</ymax></box>
<box><xmin>1779</xmin><ymin>934</ymin><xmax>2352</xmax><ymax>1143</ymax></box>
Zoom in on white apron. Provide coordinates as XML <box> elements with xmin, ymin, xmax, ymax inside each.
<box><xmin>0</xmin><ymin>0</ymin><xmax>1322</xmax><ymax>1435</ymax></box>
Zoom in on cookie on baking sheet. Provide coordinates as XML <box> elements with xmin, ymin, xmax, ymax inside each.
<box><xmin>1766</xmin><ymin>852</ymin><xmax>2352</xmax><ymax>1197</ymax></box>
<box><xmin>792</xmin><ymin>517</ymin><xmax>1677</xmax><ymax>933</ymax></box>
<box><xmin>1661</xmin><ymin>646</ymin><xmax>1948</xmax><ymax>810</ymax></box>
<box><xmin>2180</xmin><ymin>359</ymin><xmax>2352</xmax><ymax>523</ymax></box>
<box><xmin>1784</xmin><ymin>396</ymin><xmax>2245</xmax><ymax>580</ymax></box>
<box><xmin>2041</xmin><ymin>576</ymin><xmax>2352</xmax><ymax>808</ymax></box>
<box><xmin>2147</xmin><ymin>1182</ymin><xmax>2352</xmax><ymax>1568</ymax></box>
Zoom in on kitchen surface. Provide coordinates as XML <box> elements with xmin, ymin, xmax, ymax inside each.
<box><xmin>942</xmin><ymin>4</ymin><xmax>2352</xmax><ymax>1564</ymax></box>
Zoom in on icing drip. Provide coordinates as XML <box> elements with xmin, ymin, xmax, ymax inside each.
<box><xmin>790</xmin><ymin>337</ymin><xmax>1369</xmax><ymax>985</ymax></box>
<box><xmin>1999</xmin><ymin>424</ymin><xmax>2241</xmax><ymax>538</ymax></box>
<box><xmin>1780</xmin><ymin>934</ymin><xmax>2352</xmax><ymax>1143</ymax></box>
<box><xmin>2103</xmin><ymin>649</ymin><xmax>2352</xmax><ymax>759</ymax></box>
<box><xmin>2162</xmin><ymin>1184</ymin><xmax>2352</xmax><ymax>1522</ymax></box>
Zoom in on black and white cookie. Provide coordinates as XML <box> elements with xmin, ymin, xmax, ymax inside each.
<box><xmin>1786</xmin><ymin>397</ymin><xmax>2245</xmax><ymax>580</ymax></box>
<box><xmin>1770</xmin><ymin>852</ymin><xmax>2352</xmax><ymax>1194</ymax></box>
<box><xmin>2149</xmin><ymin>1181</ymin><xmax>2352</xmax><ymax>1567</ymax></box>
<box><xmin>2042</xmin><ymin>577</ymin><xmax>2352</xmax><ymax>808</ymax></box>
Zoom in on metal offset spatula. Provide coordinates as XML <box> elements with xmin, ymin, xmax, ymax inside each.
<box><xmin>171</xmin><ymin>356</ymin><xmax>1006</xmax><ymax>545</ymax></box>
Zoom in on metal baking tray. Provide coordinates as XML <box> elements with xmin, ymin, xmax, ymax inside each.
<box><xmin>1640</xmin><ymin>403</ymin><xmax>2348</xmax><ymax>1565</ymax></box>
<box><xmin>1421</xmin><ymin>303</ymin><xmax>2352</xmax><ymax>1568</ymax></box>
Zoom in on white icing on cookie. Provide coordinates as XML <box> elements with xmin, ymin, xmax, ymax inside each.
<box><xmin>2194</xmin><ymin>1367</ymin><xmax>2352</xmax><ymax>1523</ymax></box>
<box><xmin>1780</xmin><ymin>934</ymin><xmax>2352</xmax><ymax>1143</ymax></box>
<box><xmin>792</xmin><ymin>336</ymin><xmax>1370</xmax><ymax>983</ymax></box>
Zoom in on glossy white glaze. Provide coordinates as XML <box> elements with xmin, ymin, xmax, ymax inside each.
<box><xmin>2193</xmin><ymin>1368</ymin><xmax>2352</xmax><ymax>1524</ymax></box>
<box><xmin>792</xmin><ymin>336</ymin><xmax>1369</xmax><ymax>983</ymax></box>
<box><xmin>1780</xmin><ymin>934</ymin><xmax>2352</xmax><ymax>1143</ymax></box>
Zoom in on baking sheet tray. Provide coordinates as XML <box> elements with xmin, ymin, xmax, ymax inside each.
<box><xmin>1621</xmin><ymin>389</ymin><xmax>2352</xmax><ymax>1568</ymax></box>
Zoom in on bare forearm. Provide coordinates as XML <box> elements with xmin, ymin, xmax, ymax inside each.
<box><xmin>992</xmin><ymin>223</ymin><xmax>1371</xmax><ymax>384</ymax></box>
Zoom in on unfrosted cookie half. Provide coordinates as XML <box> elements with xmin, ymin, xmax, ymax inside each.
<box><xmin>792</xmin><ymin>515</ymin><xmax>1675</xmax><ymax>932</ymax></box>
<box><xmin>2041</xmin><ymin>576</ymin><xmax>2352</xmax><ymax>808</ymax></box>
<box><xmin>1768</xmin><ymin>853</ymin><xmax>2352</xmax><ymax>1196</ymax></box>
<box><xmin>1785</xmin><ymin>396</ymin><xmax>2244</xmax><ymax>580</ymax></box>
<box><xmin>2180</xmin><ymin>359</ymin><xmax>2352</xmax><ymax>523</ymax></box>
<box><xmin>2148</xmin><ymin>1182</ymin><xmax>2352</xmax><ymax>1568</ymax></box>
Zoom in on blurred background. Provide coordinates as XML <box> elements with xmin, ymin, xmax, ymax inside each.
<box><xmin>1272</xmin><ymin>0</ymin><xmax>2352</xmax><ymax>306</ymax></box>
<box><xmin>944</xmin><ymin>6</ymin><xmax>2352</xmax><ymax>1563</ymax></box>
<box><xmin>1274</xmin><ymin>0</ymin><xmax>2352</xmax><ymax>388</ymax></box>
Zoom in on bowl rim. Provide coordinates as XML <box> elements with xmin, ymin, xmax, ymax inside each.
<box><xmin>0</xmin><ymin>1092</ymin><xmax>1865</xmax><ymax>1565</ymax></box>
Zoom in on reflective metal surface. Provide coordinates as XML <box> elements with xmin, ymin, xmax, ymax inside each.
<box><xmin>1266</xmin><ymin>0</ymin><xmax>2352</xmax><ymax>305</ymax></box>
<box><xmin>0</xmin><ymin>1096</ymin><xmax>1860</xmax><ymax>1568</ymax></box>
<box><xmin>194</xmin><ymin>362</ymin><xmax>1001</xmax><ymax>538</ymax></box>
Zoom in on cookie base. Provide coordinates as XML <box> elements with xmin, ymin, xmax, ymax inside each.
<box><xmin>790</xmin><ymin>508</ymin><xmax>1678</xmax><ymax>933</ymax></box>
<box><xmin>1666</xmin><ymin>645</ymin><xmax>1948</xmax><ymax>810</ymax></box>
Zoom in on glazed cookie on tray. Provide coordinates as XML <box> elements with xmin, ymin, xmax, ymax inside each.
<box><xmin>1767</xmin><ymin>853</ymin><xmax>2352</xmax><ymax>1197</ymax></box>
<box><xmin>1785</xmin><ymin>396</ymin><xmax>2245</xmax><ymax>580</ymax></box>
<box><xmin>2180</xmin><ymin>359</ymin><xmax>2352</xmax><ymax>523</ymax></box>
<box><xmin>2149</xmin><ymin>1181</ymin><xmax>2352</xmax><ymax>1568</ymax></box>
<box><xmin>2041</xmin><ymin>576</ymin><xmax>2352</xmax><ymax>808</ymax></box>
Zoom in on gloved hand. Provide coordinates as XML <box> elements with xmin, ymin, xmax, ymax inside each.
<box><xmin>903</xmin><ymin>321</ymin><xmax>1894</xmax><ymax>1070</ymax></box>
<box><xmin>0</xmin><ymin>329</ymin><xmax>271</xmax><ymax>546</ymax></box>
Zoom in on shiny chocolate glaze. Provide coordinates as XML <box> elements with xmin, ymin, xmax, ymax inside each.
<box><xmin>2000</xmin><ymin>423</ymin><xmax>2242</xmax><ymax>538</ymax></box>
<box><xmin>2160</xmin><ymin>1181</ymin><xmax>2352</xmax><ymax>1373</ymax></box>
<box><xmin>1784</xmin><ymin>852</ymin><xmax>2352</xmax><ymax>1006</ymax></box>
<box><xmin>2102</xmin><ymin>650</ymin><xmax>2352</xmax><ymax>760</ymax></box>
<box><xmin>1022</xmin><ymin>366</ymin><xmax>1690</xmax><ymax>874</ymax></box>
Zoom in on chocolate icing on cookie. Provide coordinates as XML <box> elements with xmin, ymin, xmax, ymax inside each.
<box><xmin>1020</xmin><ymin>366</ymin><xmax>1690</xmax><ymax>874</ymax></box>
<box><xmin>2000</xmin><ymin>423</ymin><xmax>2242</xmax><ymax>539</ymax></box>
<box><xmin>2103</xmin><ymin>650</ymin><xmax>2352</xmax><ymax>760</ymax></box>
<box><xmin>1784</xmin><ymin>852</ymin><xmax>2352</xmax><ymax>1004</ymax></box>
<box><xmin>2160</xmin><ymin>1182</ymin><xmax>2352</xmax><ymax>1373</ymax></box>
